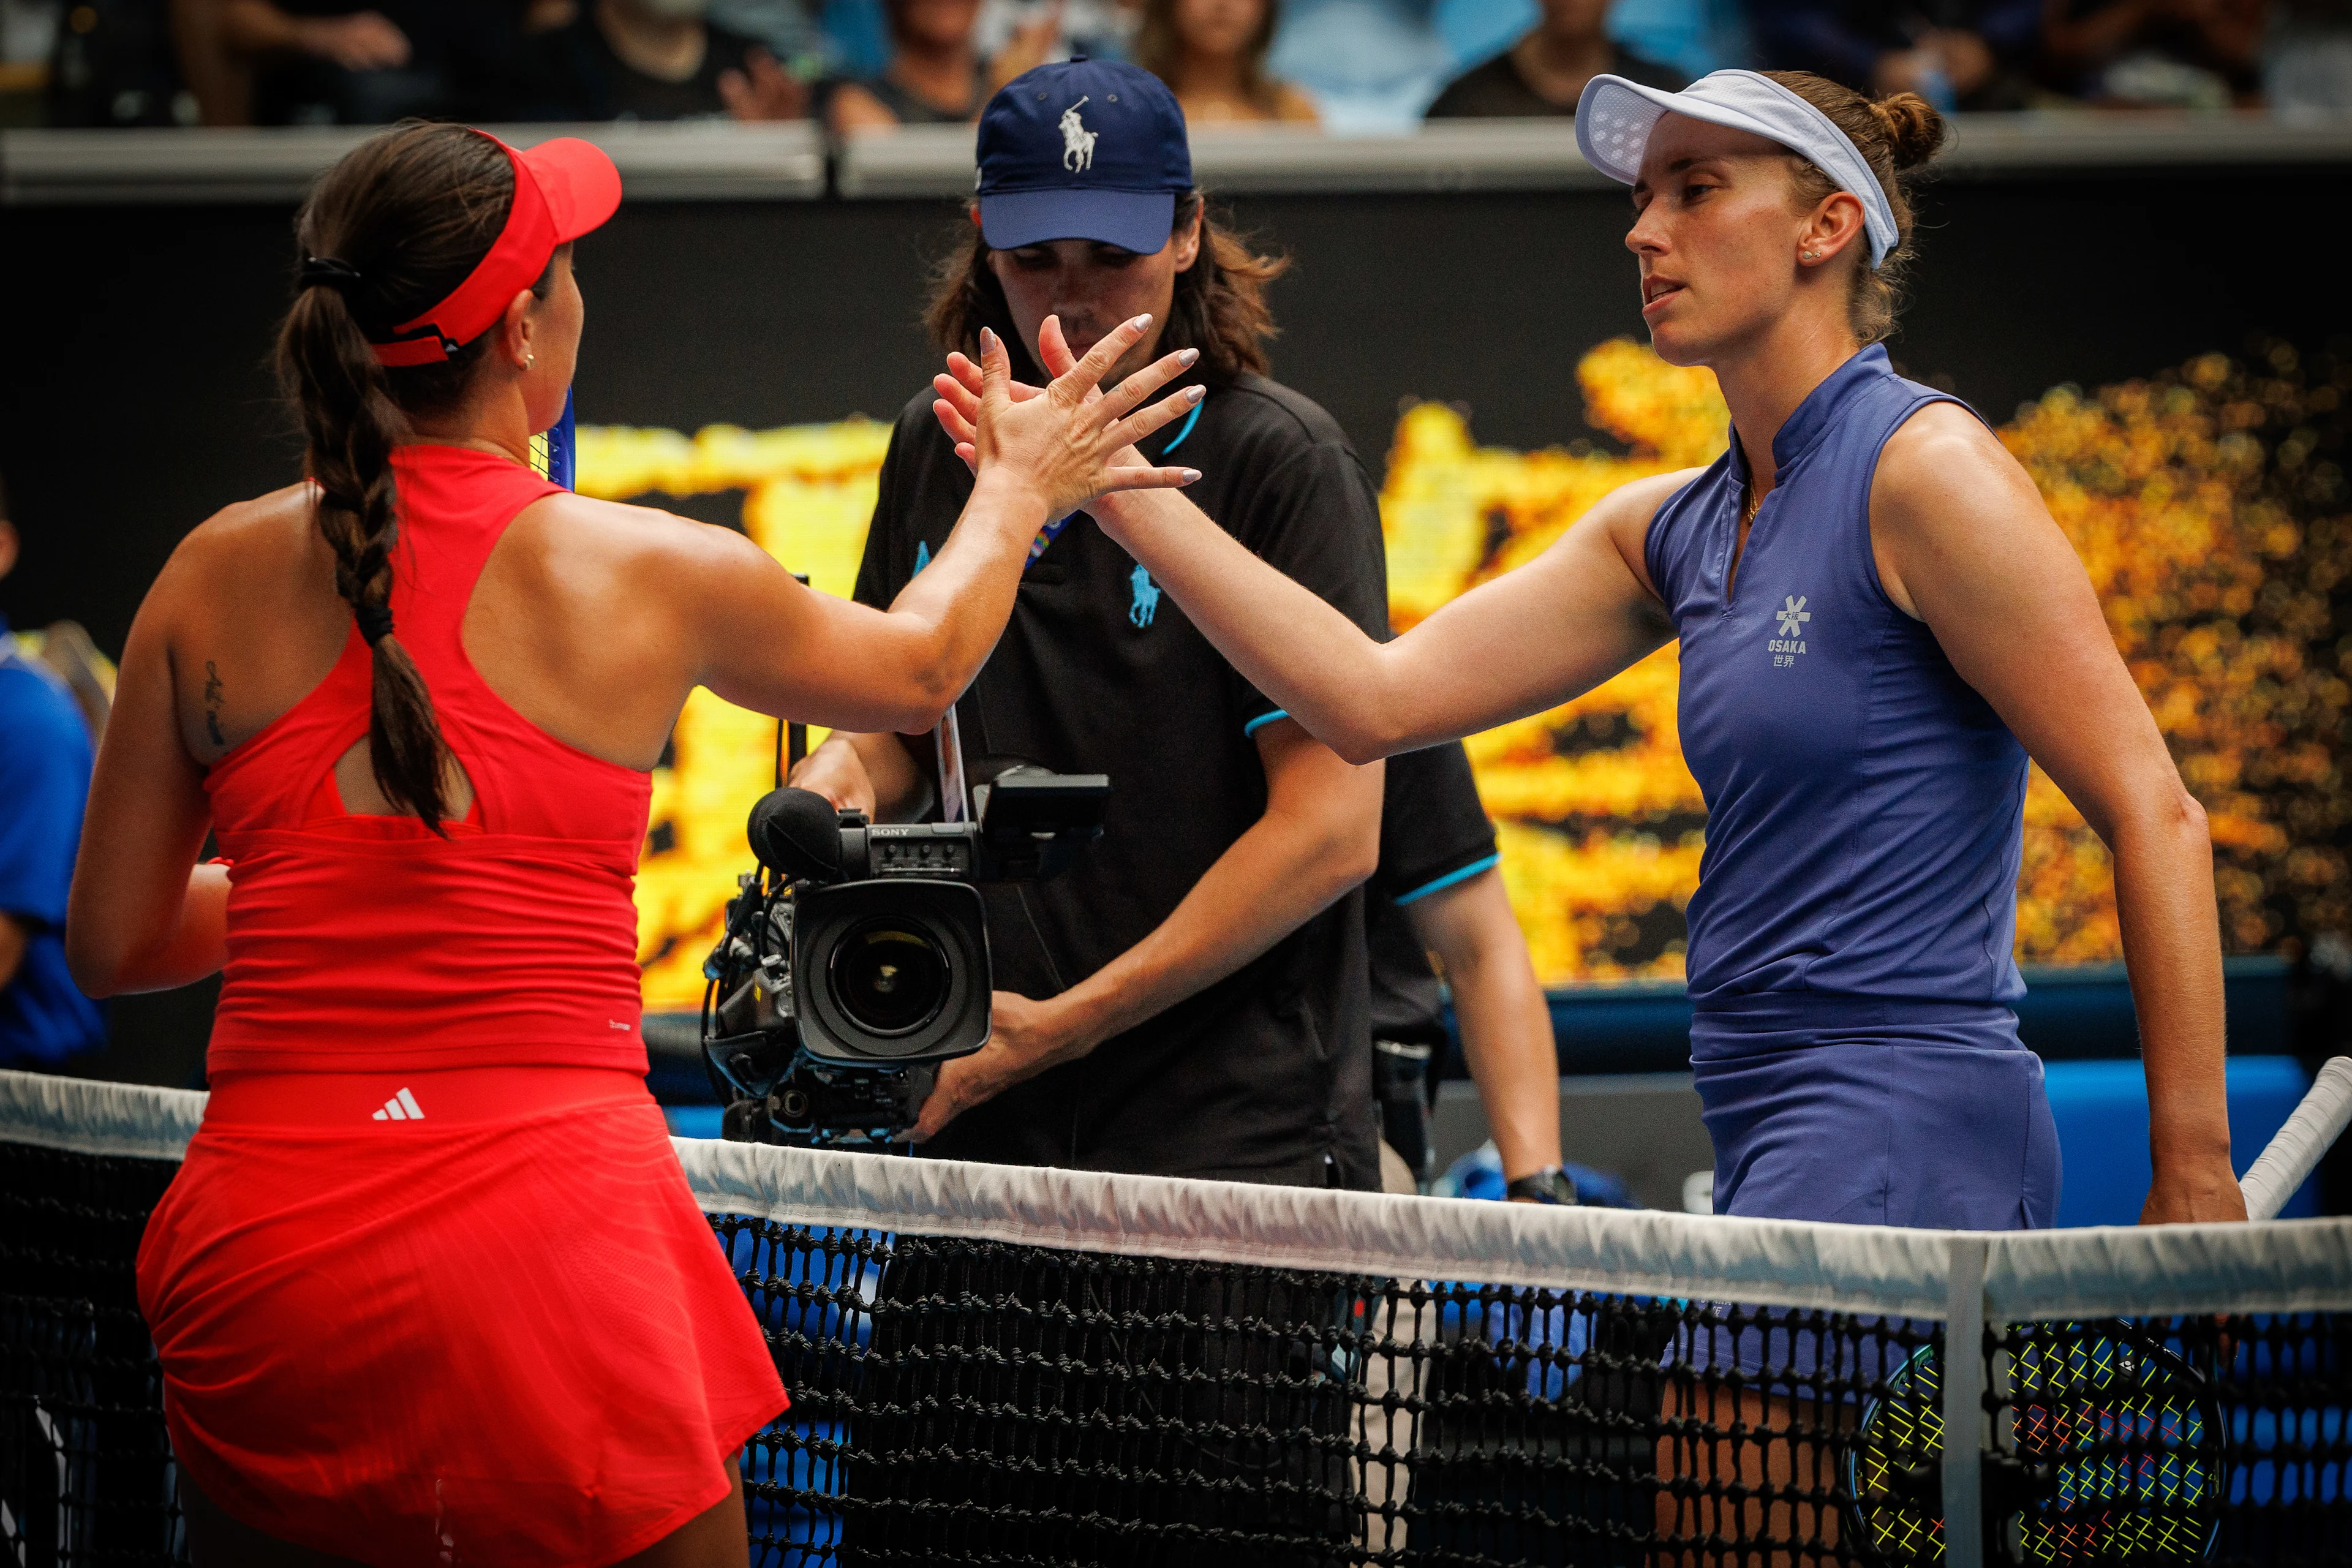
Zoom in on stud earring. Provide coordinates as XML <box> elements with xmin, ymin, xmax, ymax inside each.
<box><xmin>526</xmin><ymin>353</ymin><xmax>537</xmax><ymax>366</ymax></box>
<box><xmin>1803</xmin><ymin>250</ymin><xmax>1820</xmax><ymax>262</ymax></box>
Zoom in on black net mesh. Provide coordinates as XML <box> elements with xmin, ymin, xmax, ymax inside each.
<box><xmin>4</xmin><ymin>1117</ymin><xmax>2348</xmax><ymax>1568</ymax></box>
<box><xmin>712</xmin><ymin>1214</ymin><xmax>2352</xmax><ymax>1567</ymax></box>
<box><xmin>1</xmin><ymin>1140</ymin><xmax>185</xmax><ymax>1565</ymax></box>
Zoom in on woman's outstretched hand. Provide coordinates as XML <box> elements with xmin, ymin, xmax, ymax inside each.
<box><xmin>971</xmin><ymin>315</ymin><xmax>1201</xmax><ymax>519</ymax></box>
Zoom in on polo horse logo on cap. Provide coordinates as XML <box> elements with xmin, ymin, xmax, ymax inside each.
<box><xmin>1060</xmin><ymin>97</ymin><xmax>1097</xmax><ymax>173</ymax></box>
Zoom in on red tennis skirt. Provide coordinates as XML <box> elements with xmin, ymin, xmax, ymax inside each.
<box><xmin>137</xmin><ymin>1067</ymin><xmax>787</xmax><ymax>1567</ymax></box>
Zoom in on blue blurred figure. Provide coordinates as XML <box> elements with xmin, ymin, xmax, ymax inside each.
<box><xmin>1265</xmin><ymin>0</ymin><xmax>1464</xmax><ymax>126</ymax></box>
<box><xmin>1746</xmin><ymin>0</ymin><xmax>2045</xmax><ymax>108</ymax></box>
<box><xmin>0</xmin><ymin>489</ymin><xmax>107</xmax><ymax>1072</ymax></box>
<box><xmin>1427</xmin><ymin>0</ymin><xmax>1686</xmax><ymax>118</ymax></box>
<box><xmin>1267</xmin><ymin>0</ymin><xmax>1730</xmax><ymax>127</ymax></box>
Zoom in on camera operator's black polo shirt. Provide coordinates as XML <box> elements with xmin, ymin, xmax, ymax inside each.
<box><xmin>852</xmin><ymin>371</ymin><xmax>1390</xmax><ymax>1190</ymax></box>
<box><xmin>1368</xmin><ymin>741</ymin><xmax>1501</xmax><ymax>1051</ymax></box>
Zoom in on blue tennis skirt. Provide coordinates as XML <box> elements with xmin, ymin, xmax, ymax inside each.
<box><xmin>1690</xmin><ymin>995</ymin><xmax>2062</xmax><ymax>1230</ymax></box>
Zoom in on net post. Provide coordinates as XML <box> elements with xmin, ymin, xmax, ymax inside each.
<box><xmin>1941</xmin><ymin>1235</ymin><xmax>1989</xmax><ymax>1568</ymax></box>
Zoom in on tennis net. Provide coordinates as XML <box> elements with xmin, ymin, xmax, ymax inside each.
<box><xmin>4</xmin><ymin>1066</ymin><xmax>2348</xmax><ymax>1567</ymax></box>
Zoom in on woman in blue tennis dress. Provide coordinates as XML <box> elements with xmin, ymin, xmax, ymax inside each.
<box><xmin>1024</xmin><ymin>66</ymin><xmax>2248</xmax><ymax>1230</ymax></box>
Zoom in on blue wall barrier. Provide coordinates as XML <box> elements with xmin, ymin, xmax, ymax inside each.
<box><xmin>2045</xmin><ymin>1055</ymin><xmax>2318</xmax><ymax>1225</ymax></box>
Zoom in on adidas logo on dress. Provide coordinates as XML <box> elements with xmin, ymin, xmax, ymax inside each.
<box><xmin>372</xmin><ymin>1087</ymin><xmax>426</xmax><ymax>1121</ymax></box>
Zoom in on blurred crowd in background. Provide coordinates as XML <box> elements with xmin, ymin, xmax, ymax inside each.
<box><xmin>2</xmin><ymin>0</ymin><xmax>2346</xmax><ymax>137</ymax></box>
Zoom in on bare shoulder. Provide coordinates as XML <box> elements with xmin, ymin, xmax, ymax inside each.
<box><xmin>1874</xmin><ymin>402</ymin><xmax>2036</xmax><ymax>521</ymax></box>
<box><xmin>487</xmin><ymin>493</ymin><xmax>780</xmax><ymax>634</ymax></box>
<box><xmin>464</xmin><ymin>493</ymin><xmax>774</xmax><ymax>765</ymax></box>
<box><xmin>506</xmin><ymin>492</ymin><xmax>770</xmax><ymax>576</ymax></box>
<box><xmin>149</xmin><ymin>482</ymin><xmax>328</xmax><ymax>615</ymax></box>
<box><xmin>168</xmin><ymin>482</ymin><xmax>318</xmax><ymax>567</ymax></box>
<box><xmin>1871</xmin><ymin>402</ymin><xmax>2071</xmax><ymax>619</ymax></box>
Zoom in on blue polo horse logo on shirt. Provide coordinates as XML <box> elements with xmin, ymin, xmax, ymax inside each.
<box><xmin>1129</xmin><ymin>565</ymin><xmax>1161</xmax><ymax>628</ymax></box>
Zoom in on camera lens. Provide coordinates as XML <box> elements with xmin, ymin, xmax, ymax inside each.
<box><xmin>827</xmin><ymin>919</ymin><xmax>952</xmax><ymax>1038</ymax></box>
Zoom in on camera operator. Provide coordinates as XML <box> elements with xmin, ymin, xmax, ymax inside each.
<box><xmin>794</xmin><ymin>57</ymin><xmax>1392</xmax><ymax>1191</ymax></box>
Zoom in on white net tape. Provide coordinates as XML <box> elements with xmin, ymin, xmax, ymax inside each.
<box><xmin>7</xmin><ymin>1065</ymin><xmax>2349</xmax><ymax>1323</ymax></box>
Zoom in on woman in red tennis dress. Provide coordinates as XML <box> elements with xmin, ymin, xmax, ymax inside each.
<box><xmin>65</xmin><ymin>122</ymin><xmax>1202</xmax><ymax>1566</ymax></box>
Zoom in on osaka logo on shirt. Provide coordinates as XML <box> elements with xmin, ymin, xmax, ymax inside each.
<box><xmin>1769</xmin><ymin>594</ymin><xmax>1811</xmax><ymax>667</ymax></box>
<box><xmin>1061</xmin><ymin>98</ymin><xmax>1097</xmax><ymax>173</ymax></box>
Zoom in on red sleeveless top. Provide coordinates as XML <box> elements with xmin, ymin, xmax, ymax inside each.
<box><xmin>205</xmin><ymin>446</ymin><xmax>651</xmax><ymax>1076</ymax></box>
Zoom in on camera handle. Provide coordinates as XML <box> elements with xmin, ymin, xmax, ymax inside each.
<box><xmin>936</xmin><ymin>704</ymin><xmax>971</xmax><ymax>824</ymax></box>
<box><xmin>772</xmin><ymin>573</ymin><xmax>813</xmax><ymax>791</ymax></box>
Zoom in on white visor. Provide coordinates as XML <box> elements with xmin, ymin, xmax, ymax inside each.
<box><xmin>1575</xmin><ymin>69</ymin><xmax>1899</xmax><ymax>268</ymax></box>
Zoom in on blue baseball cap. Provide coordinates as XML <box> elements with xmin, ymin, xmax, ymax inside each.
<box><xmin>976</xmin><ymin>59</ymin><xmax>1193</xmax><ymax>255</ymax></box>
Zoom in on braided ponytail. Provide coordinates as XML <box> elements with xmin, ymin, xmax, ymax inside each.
<box><xmin>279</xmin><ymin>274</ymin><xmax>452</xmax><ymax>828</ymax></box>
<box><xmin>273</xmin><ymin>122</ymin><xmax>549</xmax><ymax>833</ymax></box>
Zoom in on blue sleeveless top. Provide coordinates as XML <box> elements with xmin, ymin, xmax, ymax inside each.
<box><xmin>1648</xmin><ymin>346</ymin><xmax>2030</xmax><ymax>1025</ymax></box>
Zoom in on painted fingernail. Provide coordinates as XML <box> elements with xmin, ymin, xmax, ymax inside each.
<box><xmin>981</xmin><ymin>326</ymin><xmax>999</xmax><ymax>352</ymax></box>
<box><xmin>1130</xmin><ymin>314</ymin><xmax>1153</xmax><ymax>330</ymax></box>
<box><xmin>1182</xmin><ymin>469</ymin><xmax>1202</xmax><ymax>483</ymax></box>
<box><xmin>1178</xmin><ymin>348</ymin><xmax>1200</xmax><ymax>366</ymax></box>
<box><xmin>1186</xmin><ymin>385</ymin><xmax>1205</xmax><ymax>402</ymax></box>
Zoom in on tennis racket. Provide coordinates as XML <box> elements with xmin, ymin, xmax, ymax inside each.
<box><xmin>1848</xmin><ymin>1318</ymin><xmax>2224</xmax><ymax>1565</ymax></box>
<box><xmin>1849</xmin><ymin>1056</ymin><xmax>2351</xmax><ymax>1562</ymax></box>
<box><xmin>529</xmin><ymin>386</ymin><xmax>576</xmax><ymax>490</ymax></box>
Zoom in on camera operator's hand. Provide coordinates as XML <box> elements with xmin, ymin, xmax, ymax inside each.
<box><xmin>965</xmin><ymin>317</ymin><xmax>1201</xmax><ymax>519</ymax></box>
<box><xmin>786</xmin><ymin>736</ymin><xmax>877</xmax><ymax>818</ymax></box>
<box><xmin>908</xmin><ymin>990</ymin><xmax>1084</xmax><ymax>1142</ymax></box>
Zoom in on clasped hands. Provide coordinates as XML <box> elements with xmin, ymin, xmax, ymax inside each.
<box><xmin>961</xmin><ymin>315</ymin><xmax>1202</xmax><ymax>523</ymax></box>
<box><xmin>938</xmin><ymin>316</ymin><xmax>1180</xmax><ymax>521</ymax></box>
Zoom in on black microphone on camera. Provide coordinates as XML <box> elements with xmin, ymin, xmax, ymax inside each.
<box><xmin>747</xmin><ymin>787</ymin><xmax>850</xmax><ymax>883</ymax></box>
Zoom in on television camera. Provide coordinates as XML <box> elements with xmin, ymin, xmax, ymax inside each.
<box><xmin>700</xmin><ymin>768</ymin><xmax>1108</xmax><ymax>1147</ymax></box>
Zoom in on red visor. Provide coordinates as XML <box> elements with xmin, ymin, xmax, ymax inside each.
<box><xmin>371</xmin><ymin>133</ymin><xmax>622</xmax><ymax>369</ymax></box>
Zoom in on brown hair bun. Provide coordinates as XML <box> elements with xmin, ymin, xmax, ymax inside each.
<box><xmin>1868</xmin><ymin>92</ymin><xmax>1948</xmax><ymax>171</ymax></box>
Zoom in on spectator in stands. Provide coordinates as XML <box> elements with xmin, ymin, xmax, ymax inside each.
<box><xmin>1426</xmin><ymin>0</ymin><xmax>1684</xmax><ymax>118</ymax></box>
<box><xmin>44</xmin><ymin>0</ymin><xmax>195</xmax><ymax>126</ymax></box>
<box><xmin>0</xmin><ymin>479</ymin><xmax>107</xmax><ymax>1072</ymax></box>
<box><xmin>1743</xmin><ymin>0</ymin><xmax>2040</xmax><ymax>108</ymax></box>
<box><xmin>526</xmin><ymin>0</ymin><xmax>811</xmax><ymax>119</ymax></box>
<box><xmin>1265</xmin><ymin>0</ymin><xmax>1457</xmax><ymax>132</ymax></box>
<box><xmin>712</xmin><ymin>0</ymin><xmax>837</xmax><ymax>71</ymax></box>
<box><xmin>2267</xmin><ymin>0</ymin><xmax>2352</xmax><ymax>112</ymax></box>
<box><xmin>826</xmin><ymin>0</ymin><xmax>977</xmax><ymax>127</ymax></box>
<box><xmin>2040</xmin><ymin>0</ymin><xmax>2266</xmax><ymax>106</ymax></box>
<box><xmin>1134</xmin><ymin>0</ymin><xmax>1317</xmax><ymax>123</ymax></box>
<box><xmin>173</xmin><ymin>0</ymin><xmax>496</xmax><ymax>124</ymax></box>
<box><xmin>977</xmin><ymin>0</ymin><xmax>1142</xmax><ymax>67</ymax></box>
